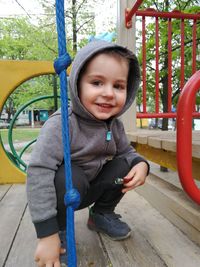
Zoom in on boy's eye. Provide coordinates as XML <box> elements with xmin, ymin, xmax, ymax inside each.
<box><xmin>114</xmin><ymin>84</ymin><xmax>126</xmax><ymax>90</ymax></box>
<box><xmin>92</xmin><ymin>80</ymin><xmax>103</xmax><ymax>86</ymax></box>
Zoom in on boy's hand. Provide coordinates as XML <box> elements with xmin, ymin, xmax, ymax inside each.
<box><xmin>34</xmin><ymin>233</ymin><xmax>65</xmax><ymax>267</ymax></box>
<box><xmin>122</xmin><ymin>162</ymin><xmax>148</xmax><ymax>193</ymax></box>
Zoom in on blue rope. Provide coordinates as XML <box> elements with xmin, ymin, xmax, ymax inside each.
<box><xmin>54</xmin><ymin>0</ymin><xmax>80</xmax><ymax>266</ymax></box>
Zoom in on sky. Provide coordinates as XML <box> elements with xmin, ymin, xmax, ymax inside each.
<box><xmin>0</xmin><ymin>0</ymin><xmax>43</xmax><ymax>18</ymax></box>
<box><xmin>0</xmin><ymin>0</ymin><xmax>117</xmax><ymax>33</ymax></box>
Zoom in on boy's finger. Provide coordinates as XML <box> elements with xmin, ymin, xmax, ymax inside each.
<box><xmin>123</xmin><ymin>177</ymin><xmax>133</xmax><ymax>184</ymax></box>
<box><xmin>125</xmin><ymin>168</ymin><xmax>136</xmax><ymax>179</ymax></box>
<box><xmin>54</xmin><ymin>260</ymin><xmax>61</xmax><ymax>267</ymax></box>
<box><xmin>122</xmin><ymin>179</ymin><xmax>144</xmax><ymax>193</ymax></box>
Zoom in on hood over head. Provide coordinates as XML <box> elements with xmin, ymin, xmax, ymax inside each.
<box><xmin>69</xmin><ymin>40</ymin><xmax>140</xmax><ymax>121</ymax></box>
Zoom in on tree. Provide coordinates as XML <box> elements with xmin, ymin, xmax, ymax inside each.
<box><xmin>38</xmin><ymin>0</ymin><xmax>97</xmax><ymax>55</ymax></box>
<box><xmin>0</xmin><ymin>17</ymin><xmax>57</xmax><ymax>60</ymax></box>
<box><xmin>136</xmin><ymin>0</ymin><xmax>200</xmax><ymax>130</ymax></box>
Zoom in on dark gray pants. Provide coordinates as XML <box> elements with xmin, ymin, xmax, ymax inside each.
<box><xmin>54</xmin><ymin>158</ymin><xmax>131</xmax><ymax>230</ymax></box>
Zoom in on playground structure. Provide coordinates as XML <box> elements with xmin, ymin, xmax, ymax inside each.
<box><xmin>0</xmin><ymin>61</ymin><xmax>69</xmax><ymax>183</ymax></box>
<box><xmin>0</xmin><ymin>61</ymin><xmax>55</xmax><ymax>183</ymax></box>
<box><xmin>1</xmin><ymin>0</ymin><xmax>199</xmax><ymax>203</ymax></box>
<box><xmin>0</xmin><ymin>1</ymin><xmax>200</xmax><ymax>266</ymax></box>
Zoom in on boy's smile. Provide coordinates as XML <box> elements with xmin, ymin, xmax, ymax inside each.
<box><xmin>79</xmin><ymin>53</ymin><xmax>129</xmax><ymax>120</ymax></box>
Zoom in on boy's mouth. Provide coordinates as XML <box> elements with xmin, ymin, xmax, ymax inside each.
<box><xmin>96</xmin><ymin>103</ymin><xmax>114</xmax><ymax>108</ymax></box>
<box><xmin>96</xmin><ymin>103</ymin><xmax>115</xmax><ymax>113</ymax></box>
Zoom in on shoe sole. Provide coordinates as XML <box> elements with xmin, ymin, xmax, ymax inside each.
<box><xmin>87</xmin><ymin>221</ymin><xmax>131</xmax><ymax>241</ymax></box>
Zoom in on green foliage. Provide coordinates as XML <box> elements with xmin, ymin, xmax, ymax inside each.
<box><xmin>0</xmin><ymin>18</ymin><xmax>57</xmax><ymax>60</ymax></box>
<box><xmin>136</xmin><ymin>0</ymin><xmax>200</xmax><ymax>117</ymax></box>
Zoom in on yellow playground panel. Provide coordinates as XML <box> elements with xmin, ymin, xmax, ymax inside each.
<box><xmin>0</xmin><ymin>60</ymin><xmax>61</xmax><ymax>183</ymax></box>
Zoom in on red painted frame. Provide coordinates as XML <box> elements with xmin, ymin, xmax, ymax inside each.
<box><xmin>125</xmin><ymin>4</ymin><xmax>200</xmax><ymax>118</ymax></box>
<box><xmin>177</xmin><ymin>71</ymin><xmax>200</xmax><ymax>204</ymax></box>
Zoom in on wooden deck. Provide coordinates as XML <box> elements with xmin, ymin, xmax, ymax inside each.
<box><xmin>127</xmin><ymin>129</ymin><xmax>200</xmax><ymax>180</ymax></box>
<box><xmin>1</xmin><ymin>182</ymin><xmax>200</xmax><ymax>267</ymax></box>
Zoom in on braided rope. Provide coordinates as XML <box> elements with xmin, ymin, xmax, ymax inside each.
<box><xmin>54</xmin><ymin>0</ymin><xmax>80</xmax><ymax>266</ymax></box>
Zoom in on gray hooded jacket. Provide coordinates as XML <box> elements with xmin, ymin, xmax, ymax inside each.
<box><xmin>27</xmin><ymin>40</ymin><xmax>146</xmax><ymax>237</ymax></box>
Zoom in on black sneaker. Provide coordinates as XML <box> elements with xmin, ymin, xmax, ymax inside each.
<box><xmin>59</xmin><ymin>230</ymin><xmax>67</xmax><ymax>267</ymax></box>
<box><xmin>87</xmin><ymin>208</ymin><xmax>131</xmax><ymax>240</ymax></box>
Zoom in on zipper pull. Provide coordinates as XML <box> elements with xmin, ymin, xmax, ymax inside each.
<box><xmin>106</xmin><ymin>131</ymin><xmax>112</xmax><ymax>141</ymax></box>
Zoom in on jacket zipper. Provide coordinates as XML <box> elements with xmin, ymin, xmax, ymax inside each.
<box><xmin>105</xmin><ymin>121</ymin><xmax>112</xmax><ymax>142</ymax></box>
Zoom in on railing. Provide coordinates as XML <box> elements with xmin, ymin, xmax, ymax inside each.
<box><xmin>125</xmin><ymin>1</ymin><xmax>200</xmax><ymax>204</ymax></box>
<box><xmin>125</xmin><ymin>1</ymin><xmax>200</xmax><ymax>119</ymax></box>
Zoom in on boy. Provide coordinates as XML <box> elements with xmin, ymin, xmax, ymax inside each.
<box><xmin>27</xmin><ymin>40</ymin><xmax>149</xmax><ymax>266</ymax></box>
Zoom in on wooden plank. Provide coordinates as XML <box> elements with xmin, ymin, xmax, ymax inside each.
<box><xmin>133</xmin><ymin>143</ymin><xmax>200</xmax><ymax>180</ymax></box>
<box><xmin>148</xmin><ymin>137</ymin><xmax>162</xmax><ymax>149</ymax></box>
<box><xmin>5</xmin><ymin>207</ymin><xmax>37</xmax><ymax>267</ymax></box>
<box><xmin>0</xmin><ymin>184</ymin><xmax>27</xmax><ymax>266</ymax></box>
<box><xmin>192</xmin><ymin>141</ymin><xmax>200</xmax><ymax>158</ymax></box>
<box><xmin>127</xmin><ymin>130</ymin><xmax>200</xmax><ymax>159</ymax></box>
<box><xmin>100</xmin><ymin>229</ymin><xmax>167</xmax><ymax>267</ymax></box>
<box><xmin>75</xmin><ymin>209</ymin><xmax>111</xmax><ymax>267</ymax></box>
<box><xmin>2</xmin><ymin>183</ymin><xmax>200</xmax><ymax>267</ymax></box>
<box><xmin>162</xmin><ymin>139</ymin><xmax>176</xmax><ymax>152</ymax></box>
<box><xmin>5</xmin><ymin>202</ymin><xmax>110</xmax><ymax>267</ymax></box>
<box><xmin>137</xmin><ymin>135</ymin><xmax>148</xmax><ymax>144</ymax></box>
<box><xmin>135</xmin><ymin>174</ymin><xmax>200</xmax><ymax>246</ymax></box>
<box><xmin>0</xmin><ymin>184</ymin><xmax>11</xmax><ymax>200</ymax></box>
<box><xmin>117</xmin><ymin>191</ymin><xmax>200</xmax><ymax>267</ymax></box>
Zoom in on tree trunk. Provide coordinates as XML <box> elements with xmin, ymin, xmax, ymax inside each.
<box><xmin>72</xmin><ymin>0</ymin><xmax>77</xmax><ymax>53</ymax></box>
<box><xmin>160</xmin><ymin>0</ymin><xmax>170</xmax><ymax>131</ymax></box>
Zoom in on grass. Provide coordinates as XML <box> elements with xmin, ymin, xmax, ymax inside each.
<box><xmin>0</xmin><ymin>127</ymin><xmax>40</xmax><ymax>145</ymax></box>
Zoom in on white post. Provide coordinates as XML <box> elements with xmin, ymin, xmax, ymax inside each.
<box><xmin>31</xmin><ymin>109</ymin><xmax>34</xmax><ymax>128</ymax></box>
<box><xmin>117</xmin><ymin>0</ymin><xmax>137</xmax><ymax>133</ymax></box>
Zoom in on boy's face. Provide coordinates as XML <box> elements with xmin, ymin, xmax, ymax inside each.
<box><xmin>79</xmin><ymin>53</ymin><xmax>128</xmax><ymax>120</ymax></box>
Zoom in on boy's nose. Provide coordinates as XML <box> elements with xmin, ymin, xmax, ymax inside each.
<box><xmin>102</xmin><ymin>85</ymin><xmax>114</xmax><ymax>98</ymax></box>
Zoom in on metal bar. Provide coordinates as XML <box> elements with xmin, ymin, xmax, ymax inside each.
<box><xmin>136</xmin><ymin>112</ymin><xmax>200</xmax><ymax>118</ymax></box>
<box><xmin>192</xmin><ymin>19</ymin><xmax>197</xmax><ymax>74</ymax></box>
<box><xmin>136</xmin><ymin>10</ymin><xmax>200</xmax><ymax>20</ymax></box>
<box><xmin>53</xmin><ymin>74</ymin><xmax>58</xmax><ymax>111</ymax></box>
<box><xmin>137</xmin><ymin>112</ymin><xmax>177</xmax><ymax>118</ymax></box>
<box><xmin>142</xmin><ymin>16</ymin><xmax>147</xmax><ymax>113</ymax></box>
<box><xmin>125</xmin><ymin>4</ymin><xmax>200</xmax><ymax>29</ymax></box>
<box><xmin>8</xmin><ymin>95</ymin><xmax>60</xmax><ymax>170</ymax></box>
<box><xmin>155</xmin><ymin>17</ymin><xmax>159</xmax><ymax>113</ymax></box>
<box><xmin>177</xmin><ymin>70</ymin><xmax>200</xmax><ymax>204</ymax></box>
<box><xmin>125</xmin><ymin>0</ymin><xmax>144</xmax><ymax>28</ymax></box>
<box><xmin>168</xmin><ymin>18</ymin><xmax>172</xmax><ymax>112</ymax></box>
<box><xmin>180</xmin><ymin>19</ymin><xmax>185</xmax><ymax>90</ymax></box>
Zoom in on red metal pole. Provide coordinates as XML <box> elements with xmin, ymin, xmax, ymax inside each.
<box><xmin>137</xmin><ymin>112</ymin><xmax>200</xmax><ymax>119</ymax></box>
<box><xmin>137</xmin><ymin>112</ymin><xmax>177</xmax><ymax>118</ymax></box>
<box><xmin>177</xmin><ymin>70</ymin><xmax>200</xmax><ymax>205</ymax></box>
<box><xmin>180</xmin><ymin>19</ymin><xmax>185</xmax><ymax>90</ymax></box>
<box><xmin>168</xmin><ymin>18</ymin><xmax>172</xmax><ymax>112</ymax></box>
<box><xmin>192</xmin><ymin>20</ymin><xmax>197</xmax><ymax>74</ymax></box>
<box><xmin>136</xmin><ymin>10</ymin><xmax>200</xmax><ymax>20</ymax></box>
<box><xmin>125</xmin><ymin>0</ymin><xmax>144</xmax><ymax>28</ymax></box>
<box><xmin>155</xmin><ymin>17</ymin><xmax>159</xmax><ymax>113</ymax></box>
<box><xmin>142</xmin><ymin>16</ymin><xmax>147</xmax><ymax>113</ymax></box>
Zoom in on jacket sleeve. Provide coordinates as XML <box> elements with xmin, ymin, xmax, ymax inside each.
<box><xmin>114</xmin><ymin>119</ymin><xmax>150</xmax><ymax>173</ymax></box>
<box><xmin>26</xmin><ymin>114</ymin><xmax>64</xmax><ymax>238</ymax></box>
